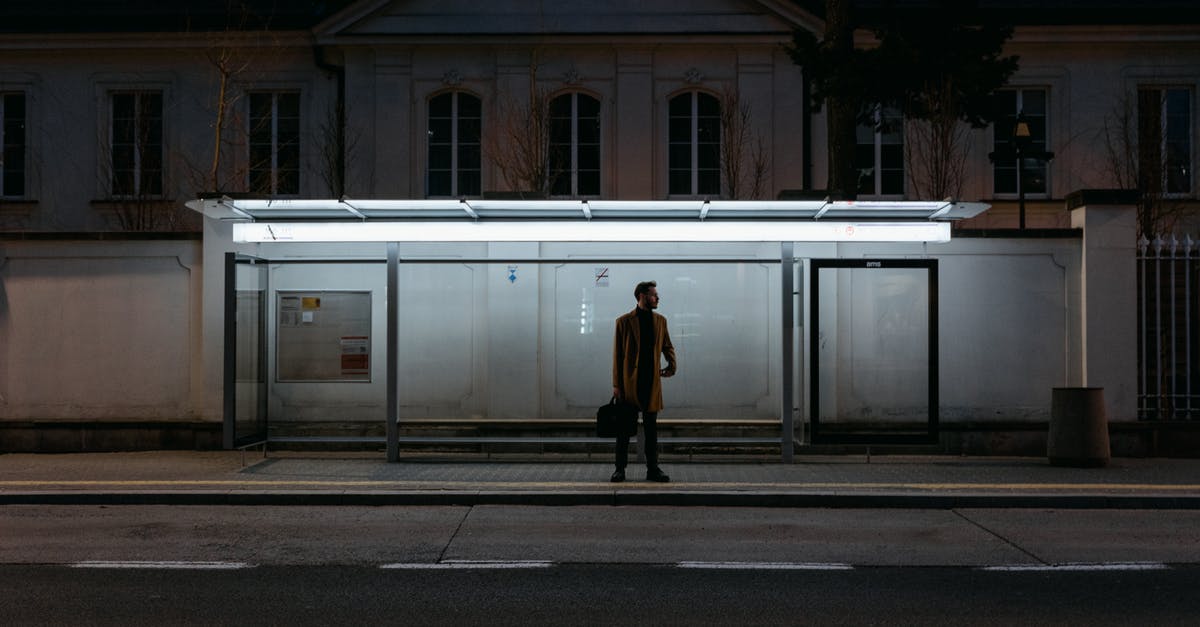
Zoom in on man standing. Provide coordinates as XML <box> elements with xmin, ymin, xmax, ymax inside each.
<box><xmin>611</xmin><ymin>281</ymin><xmax>676</xmax><ymax>483</ymax></box>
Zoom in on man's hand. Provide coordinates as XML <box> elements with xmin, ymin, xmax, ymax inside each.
<box><xmin>612</xmin><ymin>387</ymin><xmax>621</xmax><ymax>399</ymax></box>
<box><xmin>660</xmin><ymin>368</ymin><xmax>674</xmax><ymax>378</ymax></box>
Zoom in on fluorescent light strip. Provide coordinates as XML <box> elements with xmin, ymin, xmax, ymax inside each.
<box><xmin>677</xmin><ymin>561</ymin><xmax>854</xmax><ymax>571</ymax></box>
<box><xmin>233</xmin><ymin>221</ymin><xmax>950</xmax><ymax>243</ymax></box>
<box><xmin>70</xmin><ymin>561</ymin><xmax>254</xmax><ymax>570</ymax></box>
<box><xmin>979</xmin><ymin>562</ymin><xmax>1169</xmax><ymax>572</ymax></box>
<box><xmin>380</xmin><ymin>560</ymin><xmax>554</xmax><ymax>570</ymax></box>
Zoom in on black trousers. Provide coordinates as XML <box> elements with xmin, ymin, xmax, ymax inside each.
<box><xmin>615</xmin><ymin>411</ymin><xmax>658</xmax><ymax>471</ymax></box>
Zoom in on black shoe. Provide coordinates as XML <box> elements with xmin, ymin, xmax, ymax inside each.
<box><xmin>610</xmin><ymin>469</ymin><xmax>626</xmax><ymax>483</ymax></box>
<box><xmin>646</xmin><ymin>468</ymin><xmax>670</xmax><ymax>483</ymax></box>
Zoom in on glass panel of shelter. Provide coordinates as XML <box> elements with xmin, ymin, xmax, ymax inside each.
<box><xmin>229</xmin><ymin>255</ymin><xmax>269</xmax><ymax>448</ymax></box>
<box><xmin>391</xmin><ymin>259</ymin><xmax>783</xmax><ymax>423</ymax></box>
<box><xmin>809</xmin><ymin>259</ymin><xmax>938</xmax><ymax>445</ymax></box>
<box><xmin>225</xmin><ymin>247</ymin><xmax>938</xmax><ymax>453</ymax></box>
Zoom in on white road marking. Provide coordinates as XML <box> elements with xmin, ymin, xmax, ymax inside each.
<box><xmin>380</xmin><ymin>560</ymin><xmax>554</xmax><ymax>570</ymax></box>
<box><xmin>980</xmin><ymin>562</ymin><xmax>1169</xmax><ymax>572</ymax></box>
<box><xmin>677</xmin><ymin>561</ymin><xmax>854</xmax><ymax>571</ymax></box>
<box><xmin>70</xmin><ymin>561</ymin><xmax>253</xmax><ymax>570</ymax></box>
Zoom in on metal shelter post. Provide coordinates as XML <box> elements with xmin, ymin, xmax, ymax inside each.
<box><xmin>386</xmin><ymin>242</ymin><xmax>399</xmax><ymax>462</ymax></box>
<box><xmin>222</xmin><ymin>253</ymin><xmax>236</xmax><ymax>450</ymax></box>
<box><xmin>781</xmin><ymin>242</ymin><xmax>795</xmax><ymax>462</ymax></box>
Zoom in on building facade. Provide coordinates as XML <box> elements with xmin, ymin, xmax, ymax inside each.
<box><xmin>1</xmin><ymin>1</ymin><xmax>1197</xmax><ymax>454</ymax></box>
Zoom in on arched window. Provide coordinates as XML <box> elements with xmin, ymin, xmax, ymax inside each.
<box><xmin>427</xmin><ymin>91</ymin><xmax>481</xmax><ymax>197</ymax></box>
<box><xmin>549</xmin><ymin>93</ymin><xmax>601</xmax><ymax>196</ymax></box>
<box><xmin>668</xmin><ymin>91</ymin><xmax>720</xmax><ymax>196</ymax></box>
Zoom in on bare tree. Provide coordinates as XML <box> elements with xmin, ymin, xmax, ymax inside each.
<box><xmin>96</xmin><ymin>92</ymin><xmax>195</xmax><ymax>231</ymax></box>
<box><xmin>314</xmin><ymin>101</ymin><xmax>360</xmax><ymax>198</ymax></box>
<box><xmin>482</xmin><ymin>54</ymin><xmax>555</xmax><ymax>196</ymax></box>
<box><xmin>719</xmin><ymin>87</ymin><xmax>770</xmax><ymax>200</ymax></box>
<box><xmin>903</xmin><ymin>82</ymin><xmax>971</xmax><ymax>201</ymax></box>
<box><xmin>1101</xmin><ymin>90</ymin><xmax>1190</xmax><ymax>238</ymax></box>
<box><xmin>200</xmin><ymin>39</ymin><xmax>255</xmax><ymax>193</ymax></box>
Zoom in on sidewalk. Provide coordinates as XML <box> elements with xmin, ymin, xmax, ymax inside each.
<box><xmin>2</xmin><ymin>450</ymin><xmax>1200</xmax><ymax>507</ymax></box>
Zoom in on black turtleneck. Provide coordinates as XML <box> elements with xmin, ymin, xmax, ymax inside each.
<box><xmin>636</xmin><ymin>306</ymin><xmax>655</xmax><ymax>407</ymax></box>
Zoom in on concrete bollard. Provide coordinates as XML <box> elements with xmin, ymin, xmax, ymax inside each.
<box><xmin>1048</xmin><ymin>387</ymin><xmax>1110</xmax><ymax>467</ymax></box>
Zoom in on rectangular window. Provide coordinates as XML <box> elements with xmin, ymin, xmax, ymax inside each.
<box><xmin>249</xmin><ymin>92</ymin><xmax>301</xmax><ymax>195</ymax></box>
<box><xmin>110</xmin><ymin>91</ymin><xmax>163</xmax><ymax>197</ymax></box>
<box><xmin>669</xmin><ymin>92</ymin><xmax>720</xmax><ymax>196</ymax></box>
<box><xmin>1</xmin><ymin>92</ymin><xmax>26</xmax><ymax>197</ymax></box>
<box><xmin>549</xmin><ymin>93</ymin><xmax>601</xmax><ymax>197</ymax></box>
<box><xmin>992</xmin><ymin>88</ymin><xmax>1048</xmax><ymax>196</ymax></box>
<box><xmin>856</xmin><ymin>107</ymin><xmax>904</xmax><ymax>197</ymax></box>
<box><xmin>1139</xmin><ymin>87</ymin><xmax>1192</xmax><ymax>196</ymax></box>
<box><xmin>427</xmin><ymin>92</ymin><xmax>481</xmax><ymax>197</ymax></box>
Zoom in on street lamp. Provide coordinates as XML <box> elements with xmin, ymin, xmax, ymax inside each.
<box><xmin>1013</xmin><ymin>115</ymin><xmax>1032</xmax><ymax>230</ymax></box>
<box><xmin>989</xmin><ymin>111</ymin><xmax>1054</xmax><ymax>230</ymax></box>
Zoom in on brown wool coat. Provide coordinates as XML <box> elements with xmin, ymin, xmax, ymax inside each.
<box><xmin>611</xmin><ymin>308</ymin><xmax>677</xmax><ymax>412</ymax></box>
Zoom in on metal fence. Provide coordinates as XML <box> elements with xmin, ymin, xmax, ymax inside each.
<box><xmin>1138</xmin><ymin>235</ymin><xmax>1200</xmax><ymax>419</ymax></box>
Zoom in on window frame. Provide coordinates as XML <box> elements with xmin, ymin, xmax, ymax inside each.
<box><xmin>247</xmin><ymin>90</ymin><xmax>302</xmax><ymax>197</ymax></box>
<box><xmin>426</xmin><ymin>90</ymin><xmax>482</xmax><ymax>199</ymax></box>
<box><xmin>107</xmin><ymin>89</ymin><xmax>165</xmax><ymax>199</ymax></box>
<box><xmin>549</xmin><ymin>91</ymin><xmax>602</xmax><ymax>198</ymax></box>
<box><xmin>855</xmin><ymin>105</ymin><xmax>905</xmax><ymax>199</ymax></box>
<box><xmin>668</xmin><ymin>91</ymin><xmax>721</xmax><ymax>198</ymax></box>
<box><xmin>991</xmin><ymin>87</ymin><xmax>1050</xmax><ymax>199</ymax></box>
<box><xmin>1</xmin><ymin>90</ymin><xmax>27</xmax><ymax>199</ymax></box>
<box><xmin>1138</xmin><ymin>85</ymin><xmax>1194</xmax><ymax>198</ymax></box>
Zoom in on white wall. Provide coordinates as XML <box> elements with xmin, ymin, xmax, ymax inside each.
<box><xmin>0</xmin><ymin>240</ymin><xmax>203</xmax><ymax>421</ymax></box>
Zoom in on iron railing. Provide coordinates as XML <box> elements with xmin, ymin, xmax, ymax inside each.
<box><xmin>1138</xmin><ymin>235</ymin><xmax>1200</xmax><ymax>419</ymax></box>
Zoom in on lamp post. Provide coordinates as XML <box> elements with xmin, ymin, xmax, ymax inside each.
<box><xmin>1013</xmin><ymin>114</ymin><xmax>1031</xmax><ymax>230</ymax></box>
<box><xmin>989</xmin><ymin>111</ymin><xmax>1054</xmax><ymax>230</ymax></box>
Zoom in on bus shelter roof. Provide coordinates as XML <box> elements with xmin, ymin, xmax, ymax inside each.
<box><xmin>186</xmin><ymin>198</ymin><xmax>989</xmax><ymax>243</ymax></box>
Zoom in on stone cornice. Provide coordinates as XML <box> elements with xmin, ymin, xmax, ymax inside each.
<box><xmin>0</xmin><ymin>30</ymin><xmax>314</xmax><ymax>51</ymax></box>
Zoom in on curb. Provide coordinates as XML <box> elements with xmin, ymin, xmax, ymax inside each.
<box><xmin>4</xmin><ymin>491</ymin><xmax>1200</xmax><ymax>508</ymax></box>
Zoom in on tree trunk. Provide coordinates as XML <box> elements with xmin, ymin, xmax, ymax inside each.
<box><xmin>824</xmin><ymin>0</ymin><xmax>857</xmax><ymax>199</ymax></box>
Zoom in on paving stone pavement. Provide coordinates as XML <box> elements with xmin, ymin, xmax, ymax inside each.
<box><xmin>3</xmin><ymin>451</ymin><xmax>1200</xmax><ymax>507</ymax></box>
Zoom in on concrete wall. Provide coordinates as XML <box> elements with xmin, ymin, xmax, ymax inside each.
<box><xmin>0</xmin><ymin>238</ymin><xmax>212</xmax><ymax>450</ymax></box>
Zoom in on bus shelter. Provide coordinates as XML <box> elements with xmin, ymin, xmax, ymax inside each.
<box><xmin>188</xmin><ymin>198</ymin><xmax>988</xmax><ymax>462</ymax></box>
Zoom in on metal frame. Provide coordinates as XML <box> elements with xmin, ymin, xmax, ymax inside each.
<box><xmin>190</xmin><ymin>198</ymin><xmax>989</xmax><ymax>222</ymax></box>
<box><xmin>223</xmin><ymin>251</ymin><xmax>944</xmax><ymax>458</ymax></box>
<box><xmin>808</xmin><ymin>258</ymin><xmax>939</xmax><ymax>445</ymax></box>
<box><xmin>781</xmin><ymin>243</ymin><xmax>796</xmax><ymax>461</ymax></box>
<box><xmin>220</xmin><ymin>251</ymin><xmax>797</xmax><ymax>460</ymax></box>
<box><xmin>223</xmin><ymin>253</ymin><xmax>270</xmax><ymax>449</ymax></box>
<box><xmin>273</xmin><ymin>289</ymin><xmax>374</xmax><ymax>383</ymax></box>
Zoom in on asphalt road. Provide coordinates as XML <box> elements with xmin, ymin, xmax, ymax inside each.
<box><xmin>4</xmin><ymin>505</ymin><xmax>1200</xmax><ymax>566</ymax></box>
<box><xmin>3</xmin><ymin>564</ymin><xmax>1199</xmax><ymax>626</ymax></box>
<box><xmin>3</xmin><ymin>504</ymin><xmax>1200</xmax><ymax>625</ymax></box>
